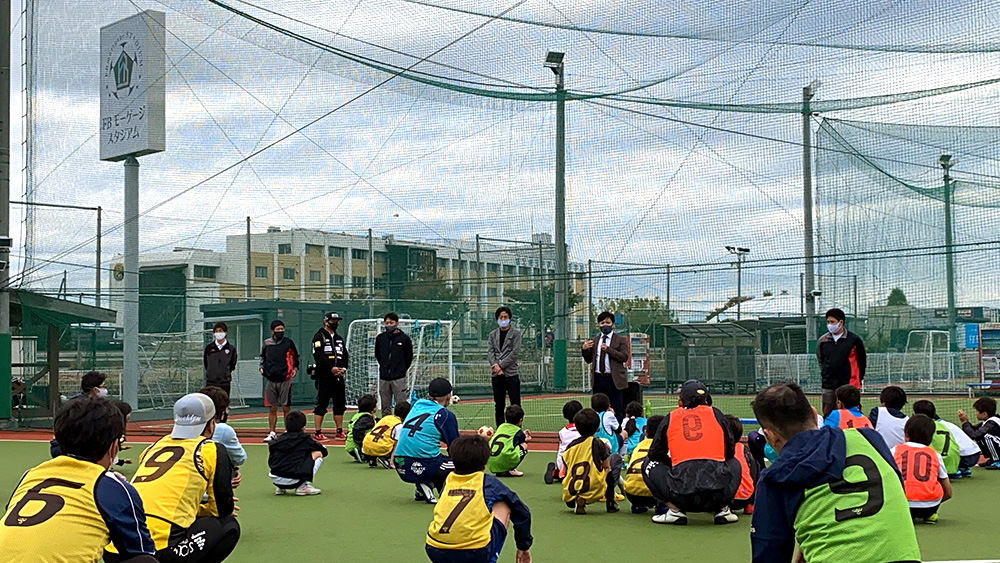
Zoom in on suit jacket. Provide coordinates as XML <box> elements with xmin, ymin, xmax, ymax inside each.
<box><xmin>582</xmin><ymin>331</ymin><xmax>630</xmax><ymax>391</ymax></box>
<box><xmin>487</xmin><ymin>327</ymin><xmax>521</xmax><ymax>378</ymax></box>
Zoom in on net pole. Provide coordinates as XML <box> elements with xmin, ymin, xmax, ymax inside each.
<box><xmin>448</xmin><ymin>321</ymin><xmax>454</xmax><ymax>384</ymax></box>
<box><xmin>803</xmin><ymin>84</ymin><xmax>818</xmax><ymax>353</ymax></box>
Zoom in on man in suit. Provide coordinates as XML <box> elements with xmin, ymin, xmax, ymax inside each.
<box><xmin>487</xmin><ymin>306</ymin><xmax>522</xmax><ymax>427</ymax></box>
<box><xmin>582</xmin><ymin>311</ymin><xmax>630</xmax><ymax>421</ymax></box>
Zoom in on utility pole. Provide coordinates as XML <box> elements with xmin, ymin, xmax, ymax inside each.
<box><xmin>96</xmin><ymin>206</ymin><xmax>101</xmax><ymax>307</ymax></box>
<box><xmin>367</xmin><ymin>228</ymin><xmax>375</xmax><ymax>318</ymax></box>
<box><xmin>726</xmin><ymin>246</ymin><xmax>750</xmax><ymax>320</ymax></box>
<box><xmin>803</xmin><ymin>81</ymin><xmax>820</xmax><ymax>352</ymax></box>
<box><xmin>1</xmin><ymin>0</ymin><xmax>12</xmax><ymax>421</ymax></box>
<box><xmin>545</xmin><ymin>50</ymin><xmax>568</xmax><ymax>391</ymax></box>
<box><xmin>245</xmin><ymin>217</ymin><xmax>251</xmax><ymax>299</ymax></box>
<box><xmin>940</xmin><ymin>154</ymin><xmax>957</xmax><ymax>352</ymax></box>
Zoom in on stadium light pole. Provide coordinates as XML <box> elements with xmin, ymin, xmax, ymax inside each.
<box><xmin>803</xmin><ymin>80</ymin><xmax>821</xmax><ymax>353</ymax></box>
<box><xmin>726</xmin><ymin>246</ymin><xmax>750</xmax><ymax>320</ymax></box>
<box><xmin>0</xmin><ymin>0</ymin><xmax>11</xmax><ymax>423</ymax></box>
<box><xmin>940</xmin><ymin>154</ymin><xmax>958</xmax><ymax>352</ymax></box>
<box><xmin>545</xmin><ymin>50</ymin><xmax>568</xmax><ymax>392</ymax></box>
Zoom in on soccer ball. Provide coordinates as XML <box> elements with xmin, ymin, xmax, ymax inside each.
<box><xmin>450</xmin><ymin>395</ymin><xmax>461</xmax><ymax>405</ymax></box>
<box><xmin>478</xmin><ymin>425</ymin><xmax>494</xmax><ymax>438</ymax></box>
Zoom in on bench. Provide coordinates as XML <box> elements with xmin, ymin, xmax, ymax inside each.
<box><xmin>967</xmin><ymin>382</ymin><xmax>1000</xmax><ymax>398</ymax></box>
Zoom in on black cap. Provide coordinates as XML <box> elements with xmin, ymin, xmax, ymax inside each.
<box><xmin>270</xmin><ymin>320</ymin><xmax>285</xmax><ymax>330</ymax></box>
<box><xmin>427</xmin><ymin>378</ymin><xmax>453</xmax><ymax>398</ymax></box>
<box><xmin>324</xmin><ymin>312</ymin><xmax>342</xmax><ymax>322</ymax></box>
<box><xmin>679</xmin><ymin>379</ymin><xmax>710</xmax><ymax>407</ymax></box>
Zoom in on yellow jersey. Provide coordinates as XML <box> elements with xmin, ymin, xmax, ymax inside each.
<box><xmin>426</xmin><ymin>472</ymin><xmax>493</xmax><ymax>550</ymax></box>
<box><xmin>624</xmin><ymin>438</ymin><xmax>653</xmax><ymax>497</ymax></box>
<box><xmin>0</xmin><ymin>457</ymin><xmax>117</xmax><ymax>562</ymax></box>
<box><xmin>560</xmin><ymin>436</ymin><xmax>608</xmax><ymax>504</ymax></box>
<box><xmin>122</xmin><ymin>436</ymin><xmax>226</xmax><ymax>551</ymax></box>
<box><xmin>363</xmin><ymin>414</ymin><xmax>402</xmax><ymax>457</ymax></box>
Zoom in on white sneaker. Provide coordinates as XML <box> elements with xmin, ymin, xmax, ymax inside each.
<box><xmin>652</xmin><ymin>509</ymin><xmax>688</xmax><ymax>525</ymax></box>
<box><xmin>714</xmin><ymin>507</ymin><xmax>739</xmax><ymax>525</ymax></box>
<box><xmin>263</xmin><ymin>431</ymin><xmax>277</xmax><ymax>443</ymax></box>
<box><xmin>274</xmin><ymin>487</ymin><xmax>286</xmax><ymax>496</ymax></box>
<box><xmin>295</xmin><ymin>483</ymin><xmax>321</xmax><ymax>496</ymax></box>
<box><xmin>417</xmin><ymin>483</ymin><xmax>437</xmax><ymax>504</ymax></box>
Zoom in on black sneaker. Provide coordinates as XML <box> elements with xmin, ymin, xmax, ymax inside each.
<box><xmin>606</xmin><ymin>500</ymin><xmax>620</xmax><ymax>513</ymax></box>
<box><xmin>544</xmin><ymin>462</ymin><xmax>556</xmax><ymax>485</ymax></box>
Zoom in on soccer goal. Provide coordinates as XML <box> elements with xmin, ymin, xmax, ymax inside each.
<box><xmin>345</xmin><ymin>319</ymin><xmax>454</xmax><ymax>411</ymax></box>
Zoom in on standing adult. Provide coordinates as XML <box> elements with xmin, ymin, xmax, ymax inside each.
<box><xmin>817</xmin><ymin>307</ymin><xmax>867</xmax><ymax>418</ymax></box>
<box><xmin>312</xmin><ymin>312</ymin><xmax>349</xmax><ymax>442</ymax></box>
<box><xmin>204</xmin><ymin>322</ymin><xmax>237</xmax><ymax>398</ymax></box>
<box><xmin>488</xmin><ymin>306</ymin><xmax>522</xmax><ymax>427</ymax></box>
<box><xmin>582</xmin><ymin>311</ymin><xmax>630</xmax><ymax>420</ymax></box>
<box><xmin>374</xmin><ymin>312</ymin><xmax>413</xmax><ymax>417</ymax></box>
<box><xmin>260</xmin><ymin>320</ymin><xmax>299</xmax><ymax>443</ymax></box>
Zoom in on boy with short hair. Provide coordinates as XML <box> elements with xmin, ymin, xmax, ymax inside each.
<box><xmin>268</xmin><ymin>410</ymin><xmax>328</xmax><ymax>495</ymax></box>
<box><xmin>363</xmin><ymin>401</ymin><xmax>411</xmax><ymax>469</ymax></box>
<box><xmin>958</xmin><ymin>396</ymin><xmax>1000</xmax><ymax>469</ymax></box>
<box><xmin>624</xmin><ymin>414</ymin><xmax>664</xmax><ymax>514</ymax></box>
<box><xmin>912</xmin><ymin>399</ymin><xmax>979</xmax><ymax>478</ymax></box>
<box><xmin>561</xmin><ymin>408</ymin><xmax>623</xmax><ymax>514</ymax></box>
<box><xmin>892</xmin><ymin>414</ymin><xmax>953</xmax><ymax>524</ymax></box>
<box><xmin>824</xmin><ymin>384</ymin><xmax>872</xmax><ymax>430</ymax></box>
<box><xmin>426</xmin><ymin>435</ymin><xmax>533</xmax><ymax>563</ymax></box>
<box><xmin>592</xmin><ymin>393</ymin><xmax>626</xmax><ymax>456</ymax></box>
<box><xmin>545</xmin><ymin>400</ymin><xmax>582</xmax><ymax>484</ymax></box>
<box><xmin>726</xmin><ymin>415</ymin><xmax>759</xmax><ymax>515</ymax></box>
<box><xmin>869</xmin><ymin>385</ymin><xmax>909</xmax><ymax>450</ymax></box>
<box><xmin>345</xmin><ymin>394</ymin><xmax>378</xmax><ymax>463</ymax></box>
<box><xmin>488</xmin><ymin>404</ymin><xmax>532</xmax><ymax>477</ymax></box>
<box><xmin>199</xmin><ymin>386</ymin><xmax>247</xmax><ymax>468</ymax></box>
<box><xmin>623</xmin><ymin>400</ymin><xmax>647</xmax><ymax>460</ymax></box>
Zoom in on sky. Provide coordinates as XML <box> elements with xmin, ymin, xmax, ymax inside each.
<box><xmin>11</xmin><ymin>0</ymin><xmax>1000</xmax><ymax>321</ymax></box>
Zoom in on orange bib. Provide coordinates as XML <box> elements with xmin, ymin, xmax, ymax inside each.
<box><xmin>666</xmin><ymin>406</ymin><xmax>725</xmax><ymax>464</ymax></box>
<box><xmin>837</xmin><ymin>409</ymin><xmax>873</xmax><ymax>430</ymax></box>
<box><xmin>734</xmin><ymin>442</ymin><xmax>754</xmax><ymax>500</ymax></box>
<box><xmin>893</xmin><ymin>443</ymin><xmax>943</xmax><ymax>502</ymax></box>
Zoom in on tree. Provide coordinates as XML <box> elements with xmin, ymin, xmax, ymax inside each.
<box><xmin>886</xmin><ymin>288</ymin><xmax>908</xmax><ymax>306</ymax></box>
<box><xmin>504</xmin><ymin>284</ymin><xmax>582</xmax><ymax>339</ymax></box>
<box><xmin>394</xmin><ymin>279</ymin><xmax>468</xmax><ymax>322</ymax></box>
<box><xmin>597</xmin><ymin>296</ymin><xmax>676</xmax><ymax>346</ymax></box>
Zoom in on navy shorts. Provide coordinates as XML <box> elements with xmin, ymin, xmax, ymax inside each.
<box><xmin>425</xmin><ymin>518</ymin><xmax>508</xmax><ymax>563</ymax></box>
<box><xmin>395</xmin><ymin>455</ymin><xmax>454</xmax><ymax>485</ymax></box>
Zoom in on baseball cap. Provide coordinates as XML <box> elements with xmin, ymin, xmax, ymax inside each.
<box><xmin>270</xmin><ymin>320</ymin><xmax>285</xmax><ymax>330</ymax></box>
<box><xmin>324</xmin><ymin>312</ymin><xmax>342</xmax><ymax>322</ymax></box>
<box><xmin>171</xmin><ymin>393</ymin><xmax>216</xmax><ymax>440</ymax></box>
<box><xmin>427</xmin><ymin>378</ymin><xmax>453</xmax><ymax>398</ymax></box>
<box><xmin>678</xmin><ymin>379</ymin><xmax>711</xmax><ymax>407</ymax></box>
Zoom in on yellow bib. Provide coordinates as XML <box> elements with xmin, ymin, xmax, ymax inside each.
<box><xmin>426</xmin><ymin>472</ymin><xmax>492</xmax><ymax>551</ymax></box>
<box><xmin>624</xmin><ymin>438</ymin><xmax>653</xmax><ymax>497</ymax></box>
<box><xmin>0</xmin><ymin>456</ymin><xmax>108</xmax><ymax>563</ymax></box>
<box><xmin>363</xmin><ymin>415</ymin><xmax>402</xmax><ymax>457</ymax></box>
<box><xmin>561</xmin><ymin>437</ymin><xmax>607</xmax><ymax>504</ymax></box>
<box><xmin>127</xmin><ymin>437</ymin><xmax>218</xmax><ymax>551</ymax></box>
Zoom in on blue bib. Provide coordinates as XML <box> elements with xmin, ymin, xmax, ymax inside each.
<box><xmin>627</xmin><ymin>417</ymin><xmax>647</xmax><ymax>456</ymax></box>
<box><xmin>394</xmin><ymin>399</ymin><xmax>445</xmax><ymax>459</ymax></box>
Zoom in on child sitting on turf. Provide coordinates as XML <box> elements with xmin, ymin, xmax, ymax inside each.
<box><xmin>624</xmin><ymin>414</ymin><xmax>665</xmax><ymax>515</ymax></box>
<box><xmin>958</xmin><ymin>396</ymin><xmax>1000</xmax><ymax>469</ymax></box>
<box><xmin>913</xmin><ymin>399</ymin><xmax>978</xmax><ymax>479</ymax></box>
<box><xmin>824</xmin><ymin>384</ymin><xmax>872</xmax><ymax>430</ymax></box>
<box><xmin>545</xmin><ymin>400</ymin><xmax>582</xmax><ymax>484</ymax></box>
<box><xmin>425</xmin><ymin>435</ymin><xmax>533</xmax><ymax>563</ymax></box>
<box><xmin>561</xmin><ymin>408</ymin><xmax>623</xmax><ymax>514</ymax></box>
<box><xmin>726</xmin><ymin>415</ymin><xmax>758</xmax><ymax>515</ymax></box>
<box><xmin>488</xmin><ymin>404</ymin><xmax>532</xmax><ymax>477</ymax></box>
<box><xmin>870</xmin><ymin>385</ymin><xmax>909</xmax><ymax>450</ymax></box>
<box><xmin>268</xmin><ymin>410</ymin><xmax>328</xmax><ymax>495</ymax></box>
<box><xmin>623</xmin><ymin>401</ymin><xmax>647</xmax><ymax>461</ymax></box>
<box><xmin>593</xmin><ymin>393</ymin><xmax>627</xmax><ymax>456</ymax></box>
<box><xmin>892</xmin><ymin>414</ymin><xmax>953</xmax><ymax>524</ymax></box>
<box><xmin>362</xmin><ymin>401</ymin><xmax>411</xmax><ymax>469</ymax></box>
<box><xmin>345</xmin><ymin>394</ymin><xmax>378</xmax><ymax>463</ymax></box>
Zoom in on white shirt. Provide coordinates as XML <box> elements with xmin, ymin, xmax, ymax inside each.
<box><xmin>891</xmin><ymin>442</ymin><xmax>948</xmax><ymax>508</ymax></box>
<box><xmin>215</xmin><ymin>340</ymin><xmax>228</xmax><ymax>350</ymax></box>
<box><xmin>874</xmin><ymin>407</ymin><xmax>908</xmax><ymax>450</ymax></box>
<box><xmin>831</xmin><ymin>330</ymin><xmax>845</xmax><ymax>342</ymax></box>
<box><xmin>939</xmin><ymin>419</ymin><xmax>981</xmax><ymax>456</ymax></box>
<box><xmin>556</xmin><ymin>424</ymin><xmax>582</xmax><ymax>471</ymax></box>
<box><xmin>597</xmin><ymin>334</ymin><xmax>612</xmax><ymax>374</ymax></box>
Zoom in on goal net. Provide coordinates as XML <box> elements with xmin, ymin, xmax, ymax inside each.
<box><xmin>345</xmin><ymin>319</ymin><xmax>454</xmax><ymax>411</ymax></box>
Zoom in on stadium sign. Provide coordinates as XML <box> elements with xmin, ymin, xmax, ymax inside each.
<box><xmin>99</xmin><ymin>11</ymin><xmax>166</xmax><ymax>161</ymax></box>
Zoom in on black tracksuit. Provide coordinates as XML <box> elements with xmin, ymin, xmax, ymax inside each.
<box><xmin>204</xmin><ymin>341</ymin><xmax>238</xmax><ymax>395</ymax></box>
<box><xmin>374</xmin><ymin>329</ymin><xmax>413</xmax><ymax>381</ymax></box>
<box><xmin>312</xmin><ymin>328</ymin><xmax>348</xmax><ymax>417</ymax></box>
<box><xmin>816</xmin><ymin>331</ymin><xmax>866</xmax><ymax>389</ymax></box>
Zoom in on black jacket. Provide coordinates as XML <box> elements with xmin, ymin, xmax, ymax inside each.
<box><xmin>816</xmin><ymin>330</ymin><xmax>866</xmax><ymax>390</ymax></box>
<box><xmin>260</xmin><ymin>336</ymin><xmax>299</xmax><ymax>382</ymax></box>
<box><xmin>312</xmin><ymin>328</ymin><xmax>348</xmax><ymax>378</ymax></box>
<box><xmin>204</xmin><ymin>341</ymin><xmax>237</xmax><ymax>385</ymax></box>
<box><xmin>267</xmin><ymin>431</ymin><xmax>328</xmax><ymax>481</ymax></box>
<box><xmin>374</xmin><ymin>329</ymin><xmax>413</xmax><ymax>381</ymax></box>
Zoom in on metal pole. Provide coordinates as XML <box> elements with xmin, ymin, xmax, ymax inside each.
<box><xmin>853</xmin><ymin>274</ymin><xmax>858</xmax><ymax>319</ymax></box>
<box><xmin>367</xmin><ymin>228</ymin><xmax>374</xmax><ymax>318</ymax></box>
<box><xmin>942</xmin><ymin>161</ymin><xmax>958</xmax><ymax>352</ymax></box>
<box><xmin>538</xmin><ymin>239</ymin><xmax>546</xmax><ymax>384</ymax></box>
<box><xmin>553</xmin><ymin>58</ymin><xmax>568</xmax><ymax>392</ymax></box>
<box><xmin>123</xmin><ymin>157</ymin><xmax>140</xmax><ymax>408</ymax></box>
<box><xmin>475</xmin><ymin>235</ymin><xmax>482</xmax><ymax>346</ymax></box>
<box><xmin>803</xmin><ymin>83</ymin><xmax>818</xmax><ymax>353</ymax></box>
<box><xmin>245</xmin><ymin>217</ymin><xmax>251</xmax><ymax>299</ymax></box>
<box><xmin>95</xmin><ymin>207</ymin><xmax>102</xmax><ymax>307</ymax></box>
<box><xmin>0</xmin><ymin>0</ymin><xmax>11</xmax><ymax>421</ymax></box>
<box><xmin>736</xmin><ymin>255</ymin><xmax>743</xmax><ymax>321</ymax></box>
<box><xmin>666</xmin><ymin>264</ymin><xmax>671</xmax><ymax>316</ymax></box>
<box><xmin>587</xmin><ymin>259</ymin><xmax>593</xmax><ymax>337</ymax></box>
<box><xmin>800</xmin><ymin>272</ymin><xmax>805</xmax><ymax>316</ymax></box>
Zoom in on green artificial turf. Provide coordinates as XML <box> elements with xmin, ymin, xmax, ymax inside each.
<box><xmin>2</xmin><ymin>440</ymin><xmax>1000</xmax><ymax>562</ymax></box>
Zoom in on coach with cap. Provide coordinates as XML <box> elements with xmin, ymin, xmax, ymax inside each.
<box><xmin>582</xmin><ymin>311</ymin><xmax>631</xmax><ymax>420</ymax></box>
<box><xmin>312</xmin><ymin>311</ymin><xmax>349</xmax><ymax>442</ymax></box>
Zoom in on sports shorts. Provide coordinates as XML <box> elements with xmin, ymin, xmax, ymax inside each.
<box><xmin>395</xmin><ymin>455</ymin><xmax>454</xmax><ymax>485</ymax></box>
<box><xmin>425</xmin><ymin>518</ymin><xmax>507</xmax><ymax>563</ymax></box>
<box><xmin>264</xmin><ymin>379</ymin><xmax>292</xmax><ymax>407</ymax></box>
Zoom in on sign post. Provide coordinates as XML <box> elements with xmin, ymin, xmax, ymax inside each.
<box><xmin>100</xmin><ymin>11</ymin><xmax>165</xmax><ymax>408</ymax></box>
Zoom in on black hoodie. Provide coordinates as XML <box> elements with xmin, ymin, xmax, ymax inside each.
<box><xmin>268</xmin><ymin>431</ymin><xmax>328</xmax><ymax>482</ymax></box>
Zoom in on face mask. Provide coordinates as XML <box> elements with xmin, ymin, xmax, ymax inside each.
<box><xmin>827</xmin><ymin>323</ymin><xmax>841</xmax><ymax>334</ymax></box>
<box><xmin>498</xmin><ymin>319</ymin><xmax>510</xmax><ymax>328</ymax></box>
<box><xmin>600</xmin><ymin>325</ymin><xmax>614</xmax><ymax>335</ymax></box>
<box><xmin>214</xmin><ymin>332</ymin><xmax>226</xmax><ymax>341</ymax></box>
<box><xmin>327</xmin><ymin>323</ymin><xmax>339</xmax><ymax>332</ymax></box>
<box><xmin>273</xmin><ymin>332</ymin><xmax>284</xmax><ymax>341</ymax></box>
<box><xmin>97</xmin><ymin>387</ymin><xmax>109</xmax><ymax>397</ymax></box>
<box><xmin>384</xmin><ymin>325</ymin><xmax>396</xmax><ymax>333</ymax></box>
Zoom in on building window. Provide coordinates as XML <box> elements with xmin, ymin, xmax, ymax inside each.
<box><xmin>329</xmin><ymin>274</ymin><xmax>344</xmax><ymax>286</ymax></box>
<box><xmin>192</xmin><ymin>265</ymin><xmax>218</xmax><ymax>279</ymax></box>
<box><xmin>503</xmin><ymin>265</ymin><xmax>515</xmax><ymax>275</ymax></box>
<box><xmin>374</xmin><ymin>279</ymin><xmax>388</xmax><ymax>290</ymax></box>
<box><xmin>436</xmin><ymin>258</ymin><xmax>447</xmax><ymax>270</ymax></box>
<box><xmin>328</xmin><ymin>246</ymin><xmax>344</xmax><ymax>258</ymax></box>
<box><xmin>254</xmin><ymin>266</ymin><xmax>268</xmax><ymax>278</ymax></box>
<box><xmin>309</xmin><ymin>270</ymin><xmax>322</xmax><ymax>282</ymax></box>
<box><xmin>487</xmin><ymin>287</ymin><xmax>498</xmax><ymax>297</ymax></box>
<box><xmin>352</xmin><ymin>276</ymin><xmax>367</xmax><ymax>288</ymax></box>
<box><xmin>278</xmin><ymin>243</ymin><xmax>292</xmax><ymax>255</ymax></box>
<box><xmin>305</xmin><ymin>244</ymin><xmax>322</xmax><ymax>256</ymax></box>
<box><xmin>351</xmin><ymin>249</ymin><xmax>367</xmax><ymax>260</ymax></box>
<box><xmin>374</xmin><ymin>252</ymin><xmax>387</xmax><ymax>264</ymax></box>
<box><xmin>487</xmin><ymin>263</ymin><xmax>499</xmax><ymax>274</ymax></box>
<box><xmin>282</xmin><ymin>268</ymin><xmax>296</xmax><ymax>280</ymax></box>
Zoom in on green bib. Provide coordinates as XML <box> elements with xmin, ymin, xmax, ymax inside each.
<box><xmin>931</xmin><ymin>420</ymin><xmax>960</xmax><ymax>474</ymax></box>
<box><xmin>794</xmin><ymin>429</ymin><xmax>921</xmax><ymax>563</ymax></box>
<box><xmin>345</xmin><ymin>412</ymin><xmax>370</xmax><ymax>453</ymax></box>
<box><xmin>486</xmin><ymin>423</ymin><xmax>523</xmax><ymax>473</ymax></box>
